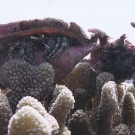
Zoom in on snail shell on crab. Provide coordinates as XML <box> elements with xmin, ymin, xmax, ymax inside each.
<box><xmin>0</xmin><ymin>18</ymin><xmax>90</xmax><ymax>45</ymax></box>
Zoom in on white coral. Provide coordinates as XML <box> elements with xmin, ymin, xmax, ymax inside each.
<box><xmin>17</xmin><ymin>96</ymin><xmax>59</xmax><ymax>134</ymax></box>
<box><xmin>8</xmin><ymin>106</ymin><xmax>52</xmax><ymax>135</ymax></box>
<box><xmin>49</xmin><ymin>85</ymin><xmax>75</xmax><ymax>127</ymax></box>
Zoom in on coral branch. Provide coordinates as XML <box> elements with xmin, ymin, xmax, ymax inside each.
<box><xmin>3</xmin><ymin>59</ymin><xmax>54</xmax><ymax>112</ymax></box>
<box><xmin>96</xmin><ymin>72</ymin><xmax>114</xmax><ymax>95</ymax></box>
<box><xmin>68</xmin><ymin>109</ymin><xmax>94</xmax><ymax>135</ymax></box>
<box><xmin>111</xmin><ymin>124</ymin><xmax>130</xmax><ymax>135</ymax></box>
<box><xmin>0</xmin><ymin>93</ymin><xmax>12</xmax><ymax>135</ymax></box>
<box><xmin>8</xmin><ymin>106</ymin><xmax>55</xmax><ymax>135</ymax></box>
<box><xmin>122</xmin><ymin>92</ymin><xmax>135</xmax><ymax>135</ymax></box>
<box><xmin>96</xmin><ymin>81</ymin><xmax>118</xmax><ymax>135</ymax></box>
<box><xmin>49</xmin><ymin>85</ymin><xmax>75</xmax><ymax>127</ymax></box>
<box><xmin>17</xmin><ymin>96</ymin><xmax>59</xmax><ymax>134</ymax></box>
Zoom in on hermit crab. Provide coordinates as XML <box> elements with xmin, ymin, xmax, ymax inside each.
<box><xmin>0</xmin><ymin>17</ymin><xmax>135</xmax><ymax>89</ymax></box>
<box><xmin>0</xmin><ymin>17</ymin><xmax>96</xmax><ymax>88</ymax></box>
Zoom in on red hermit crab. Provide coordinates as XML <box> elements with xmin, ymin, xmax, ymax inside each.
<box><xmin>0</xmin><ymin>17</ymin><xmax>135</xmax><ymax>88</ymax></box>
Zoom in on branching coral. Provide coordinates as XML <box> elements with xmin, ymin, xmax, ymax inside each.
<box><xmin>96</xmin><ymin>81</ymin><xmax>118</xmax><ymax>135</ymax></box>
<box><xmin>3</xmin><ymin>59</ymin><xmax>54</xmax><ymax>112</ymax></box>
<box><xmin>96</xmin><ymin>72</ymin><xmax>114</xmax><ymax>95</ymax></box>
<box><xmin>117</xmin><ymin>84</ymin><xmax>127</xmax><ymax>104</ymax></box>
<box><xmin>111</xmin><ymin>82</ymin><xmax>135</xmax><ymax>128</ymax></box>
<box><xmin>117</xmin><ymin>81</ymin><xmax>135</xmax><ymax>104</ymax></box>
<box><xmin>1</xmin><ymin>20</ymin><xmax>135</xmax><ymax>135</ymax></box>
<box><xmin>17</xmin><ymin>96</ymin><xmax>59</xmax><ymax>134</ymax></box>
<box><xmin>7</xmin><ymin>85</ymin><xmax>75</xmax><ymax>135</ymax></box>
<box><xmin>68</xmin><ymin>109</ymin><xmax>94</xmax><ymax>135</ymax></box>
<box><xmin>8</xmin><ymin>106</ymin><xmax>55</xmax><ymax>135</ymax></box>
<box><xmin>60</xmin><ymin>62</ymin><xmax>97</xmax><ymax>96</ymax></box>
<box><xmin>122</xmin><ymin>92</ymin><xmax>135</xmax><ymax>135</ymax></box>
<box><xmin>8</xmin><ymin>85</ymin><xmax>74</xmax><ymax>135</ymax></box>
<box><xmin>49</xmin><ymin>85</ymin><xmax>75</xmax><ymax>128</ymax></box>
<box><xmin>90</xmin><ymin>72</ymin><xmax>115</xmax><ymax>131</ymax></box>
<box><xmin>73</xmin><ymin>88</ymin><xmax>89</xmax><ymax>112</ymax></box>
<box><xmin>0</xmin><ymin>93</ymin><xmax>12</xmax><ymax>135</ymax></box>
<box><xmin>111</xmin><ymin>124</ymin><xmax>130</xmax><ymax>135</ymax></box>
<box><xmin>2</xmin><ymin>65</ymin><xmax>135</xmax><ymax>135</ymax></box>
<box><xmin>59</xmin><ymin>62</ymin><xmax>97</xmax><ymax>112</ymax></box>
<box><xmin>112</xmin><ymin>108</ymin><xmax>122</xmax><ymax>128</ymax></box>
<box><xmin>57</xmin><ymin>126</ymin><xmax>71</xmax><ymax>135</ymax></box>
<box><xmin>2</xmin><ymin>62</ymin><xmax>135</xmax><ymax>135</ymax></box>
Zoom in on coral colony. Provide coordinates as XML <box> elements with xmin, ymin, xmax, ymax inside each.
<box><xmin>0</xmin><ymin>18</ymin><xmax>135</xmax><ymax>135</ymax></box>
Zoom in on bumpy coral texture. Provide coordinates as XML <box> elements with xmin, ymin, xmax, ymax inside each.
<box><xmin>96</xmin><ymin>81</ymin><xmax>118</xmax><ymax>135</ymax></box>
<box><xmin>112</xmin><ymin>81</ymin><xmax>135</xmax><ymax>128</ymax></box>
<box><xmin>49</xmin><ymin>85</ymin><xmax>75</xmax><ymax>128</ymax></box>
<box><xmin>73</xmin><ymin>88</ymin><xmax>89</xmax><ymax>112</ymax></box>
<box><xmin>96</xmin><ymin>72</ymin><xmax>114</xmax><ymax>94</ymax></box>
<box><xmin>48</xmin><ymin>85</ymin><xmax>75</xmax><ymax>135</ymax></box>
<box><xmin>122</xmin><ymin>92</ymin><xmax>135</xmax><ymax>135</ymax></box>
<box><xmin>117</xmin><ymin>82</ymin><xmax>135</xmax><ymax>103</ymax></box>
<box><xmin>90</xmin><ymin>95</ymin><xmax>99</xmax><ymax>132</ymax></box>
<box><xmin>0</xmin><ymin>93</ymin><xmax>12</xmax><ymax>135</ymax></box>
<box><xmin>68</xmin><ymin>109</ymin><xmax>94</xmax><ymax>135</ymax></box>
<box><xmin>3</xmin><ymin>59</ymin><xmax>54</xmax><ymax>112</ymax></box>
<box><xmin>8</xmin><ymin>106</ymin><xmax>54</xmax><ymax>135</ymax></box>
<box><xmin>1</xmin><ymin>19</ymin><xmax>135</xmax><ymax>135</ymax></box>
<box><xmin>58</xmin><ymin>126</ymin><xmax>71</xmax><ymax>135</ymax></box>
<box><xmin>111</xmin><ymin>124</ymin><xmax>130</xmax><ymax>135</ymax></box>
<box><xmin>117</xmin><ymin>83</ymin><xmax>127</xmax><ymax>104</ymax></box>
<box><xmin>60</xmin><ymin>62</ymin><xmax>97</xmax><ymax>97</ymax></box>
<box><xmin>17</xmin><ymin>96</ymin><xmax>59</xmax><ymax>134</ymax></box>
<box><xmin>112</xmin><ymin>107</ymin><xmax>122</xmax><ymax>128</ymax></box>
<box><xmin>7</xmin><ymin>85</ymin><xmax>75</xmax><ymax>135</ymax></box>
<box><xmin>59</xmin><ymin>62</ymin><xmax>97</xmax><ymax>113</ymax></box>
<box><xmin>90</xmin><ymin>72</ymin><xmax>115</xmax><ymax>131</ymax></box>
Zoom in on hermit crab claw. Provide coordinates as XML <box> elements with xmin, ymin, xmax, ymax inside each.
<box><xmin>0</xmin><ymin>18</ymin><xmax>97</xmax><ymax>88</ymax></box>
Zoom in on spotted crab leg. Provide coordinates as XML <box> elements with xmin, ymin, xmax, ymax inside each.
<box><xmin>50</xmin><ymin>36</ymin><xmax>69</xmax><ymax>60</ymax></box>
<box><xmin>46</xmin><ymin>37</ymin><xmax>61</xmax><ymax>60</ymax></box>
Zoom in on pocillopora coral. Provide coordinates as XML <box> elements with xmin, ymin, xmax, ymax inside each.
<box><xmin>0</xmin><ymin>93</ymin><xmax>12</xmax><ymax>135</ymax></box>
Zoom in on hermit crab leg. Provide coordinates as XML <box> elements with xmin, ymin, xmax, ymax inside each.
<box><xmin>42</xmin><ymin>42</ymin><xmax>50</xmax><ymax>59</ymax></box>
<box><xmin>23</xmin><ymin>42</ymin><xmax>35</xmax><ymax>64</ymax></box>
<box><xmin>51</xmin><ymin>36</ymin><xmax>70</xmax><ymax>60</ymax></box>
<box><xmin>46</xmin><ymin>37</ymin><xmax>61</xmax><ymax>60</ymax></box>
<box><xmin>7</xmin><ymin>45</ymin><xmax>15</xmax><ymax>60</ymax></box>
